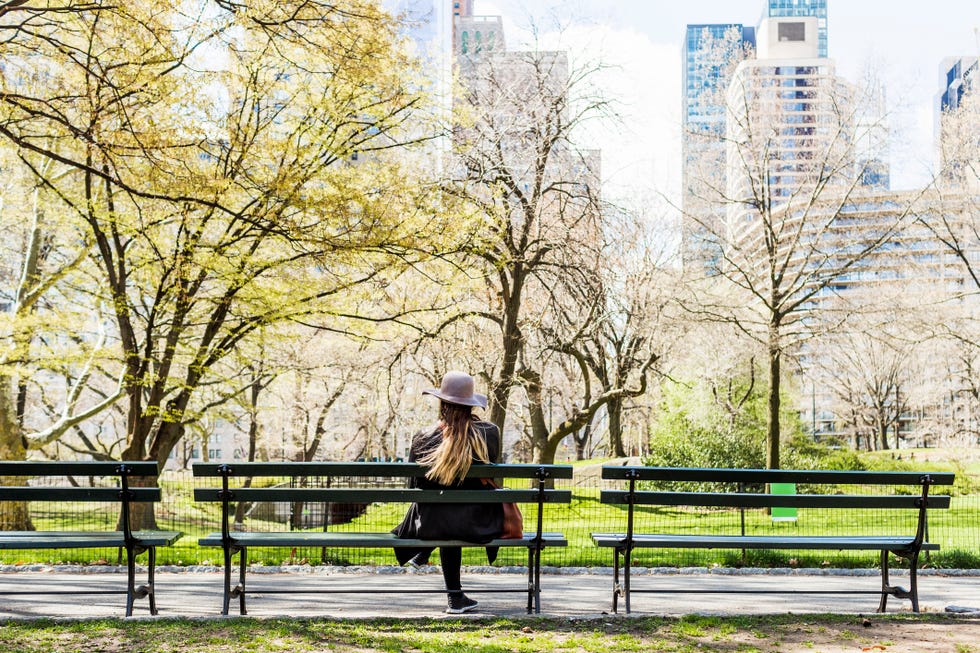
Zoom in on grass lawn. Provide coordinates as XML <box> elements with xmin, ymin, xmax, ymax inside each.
<box><xmin>0</xmin><ymin>615</ymin><xmax>977</xmax><ymax>653</ymax></box>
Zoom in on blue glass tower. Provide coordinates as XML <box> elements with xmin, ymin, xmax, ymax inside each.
<box><xmin>767</xmin><ymin>0</ymin><xmax>827</xmax><ymax>57</ymax></box>
<box><xmin>681</xmin><ymin>24</ymin><xmax>756</xmax><ymax>273</ymax></box>
<box><xmin>682</xmin><ymin>24</ymin><xmax>756</xmax><ymax>135</ymax></box>
<box><xmin>938</xmin><ymin>56</ymin><xmax>979</xmax><ymax>112</ymax></box>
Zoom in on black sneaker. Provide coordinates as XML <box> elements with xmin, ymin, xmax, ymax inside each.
<box><xmin>406</xmin><ymin>553</ymin><xmax>429</xmax><ymax>569</ymax></box>
<box><xmin>446</xmin><ymin>593</ymin><xmax>479</xmax><ymax>614</ymax></box>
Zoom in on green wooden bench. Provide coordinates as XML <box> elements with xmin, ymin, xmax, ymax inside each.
<box><xmin>592</xmin><ymin>466</ymin><xmax>954</xmax><ymax>614</ymax></box>
<box><xmin>0</xmin><ymin>461</ymin><xmax>182</xmax><ymax>616</ymax></box>
<box><xmin>193</xmin><ymin>462</ymin><xmax>572</xmax><ymax>615</ymax></box>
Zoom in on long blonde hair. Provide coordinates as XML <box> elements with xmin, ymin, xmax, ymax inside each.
<box><xmin>419</xmin><ymin>401</ymin><xmax>490</xmax><ymax>485</ymax></box>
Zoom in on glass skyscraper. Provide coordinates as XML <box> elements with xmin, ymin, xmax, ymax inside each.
<box><xmin>681</xmin><ymin>24</ymin><xmax>755</xmax><ymax>273</ymax></box>
<box><xmin>938</xmin><ymin>56</ymin><xmax>979</xmax><ymax>112</ymax></box>
<box><xmin>767</xmin><ymin>0</ymin><xmax>827</xmax><ymax>57</ymax></box>
<box><xmin>682</xmin><ymin>24</ymin><xmax>756</xmax><ymax>134</ymax></box>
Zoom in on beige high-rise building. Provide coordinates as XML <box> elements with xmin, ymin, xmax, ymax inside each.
<box><xmin>724</xmin><ymin>17</ymin><xmax>847</xmax><ymax>234</ymax></box>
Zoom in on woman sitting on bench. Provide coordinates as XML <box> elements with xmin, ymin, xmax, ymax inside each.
<box><xmin>392</xmin><ymin>370</ymin><xmax>503</xmax><ymax>614</ymax></box>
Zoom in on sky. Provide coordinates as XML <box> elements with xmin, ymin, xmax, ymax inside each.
<box><xmin>470</xmin><ymin>0</ymin><xmax>980</xmax><ymax>211</ymax></box>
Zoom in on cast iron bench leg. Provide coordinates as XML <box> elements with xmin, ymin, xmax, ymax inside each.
<box><xmin>623</xmin><ymin>545</ymin><xmax>632</xmax><ymax>614</ymax></box>
<box><xmin>881</xmin><ymin>549</ymin><xmax>921</xmax><ymax>613</ymax></box>
<box><xmin>526</xmin><ymin>546</ymin><xmax>534</xmax><ymax>614</ymax></box>
<box><xmin>908</xmin><ymin>550</ymin><xmax>920</xmax><ymax>613</ymax></box>
<box><xmin>878</xmin><ymin>550</ymin><xmax>889</xmax><ymax>613</ymax></box>
<box><xmin>612</xmin><ymin>547</ymin><xmax>621</xmax><ymax>614</ymax></box>
<box><xmin>535</xmin><ymin>543</ymin><xmax>543</xmax><ymax>613</ymax></box>
<box><xmin>239</xmin><ymin>546</ymin><xmax>248</xmax><ymax>615</ymax></box>
<box><xmin>148</xmin><ymin>547</ymin><xmax>158</xmax><ymax>615</ymax></box>
<box><xmin>126</xmin><ymin>543</ymin><xmax>137</xmax><ymax>617</ymax></box>
<box><xmin>222</xmin><ymin>545</ymin><xmax>233</xmax><ymax>616</ymax></box>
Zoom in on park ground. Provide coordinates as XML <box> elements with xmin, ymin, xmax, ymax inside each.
<box><xmin>0</xmin><ymin>615</ymin><xmax>978</xmax><ymax>653</ymax></box>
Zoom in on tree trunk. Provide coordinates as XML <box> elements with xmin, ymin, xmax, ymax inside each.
<box><xmin>121</xmin><ymin>474</ymin><xmax>160</xmax><ymax>531</ymax></box>
<box><xmin>877</xmin><ymin>415</ymin><xmax>890</xmax><ymax>451</ymax></box>
<box><xmin>119</xmin><ymin>423</ymin><xmax>159</xmax><ymax>530</ymax></box>
<box><xmin>0</xmin><ymin>377</ymin><xmax>33</xmax><ymax>530</ymax></box>
<box><xmin>573</xmin><ymin>421</ymin><xmax>591</xmax><ymax>460</ymax></box>
<box><xmin>521</xmin><ymin>371</ymin><xmax>557</xmax><ymax>465</ymax></box>
<box><xmin>489</xmin><ymin>269</ymin><xmax>526</xmax><ymax>461</ymax></box>
<box><xmin>766</xmin><ymin>336</ymin><xmax>781</xmax><ymax>470</ymax></box>
<box><xmin>607</xmin><ymin>396</ymin><xmax>626</xmax><ymax>458</ymax></box>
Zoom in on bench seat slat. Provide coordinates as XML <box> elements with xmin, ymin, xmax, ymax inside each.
<box><xmin>600</xmin><ymin>490</ymin><xmax>951</xmax><ymax>510</ymax></box>
<box><xmin>199</xmin><ymin>531</ymin><xmax>567</xmax><ymax>548</ymax></box>
<box><xmin>600</xmin><ymin>466</ymin><xmax>956</xmax><ymax>486</ymax></box>
<box><xmin>193</xmin><ymin>462</ymin><xmax>574</xmax><ymax>480</ymax></box>
<box><xmin>0</xmin><ymin>530</ymin><xmax>182</xmax><ymax>549</ymax></box>
<box><xmin>194</xmin><ymin>487</ymin><xmax>571</xmax><ymax>504</ymax></box>
<box><xmin>590</xmin><ymin>533</ymin><xmax>940</xmax><ymax>551</ymax></box>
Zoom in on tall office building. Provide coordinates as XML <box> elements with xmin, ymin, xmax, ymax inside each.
<box><xmin>726</xmin><ymin>15</ymin><xmax>842</xmax><ymax>224</ymax></box>
<box><xmin>766</xmin><ymin>0</ymin><xmax>827</xmax><ymax>57</ymax></box>
<box><xmin>450</xmin><ymin>0</ymin><xmax>504</xmax><ymax>56</ymax></box>
<box><xmin>683</xmin><ymin>24</ymin><xmax>757</xmax><ymax>136</ymax></box>
<box><xmin>451</xmin><ymin>2</ymin><xmax>596</xmax><ymax>218</ymax></box>
<box><xmin>451</xmin><ymin>0</ymin><xmax>474</xmax><ymax>20</ymax></box>
<box><xmin>681</xmin><ymin>24</ymin><xmax>755</xmax><ymax>274</ymax></box>
<box><xmin>936</xmin><ymin>56</ymin><xmax>979</xmax><ymax>190</ymax></box>
<box><xmin>938</xmin><ymin>56</ymin><xmax>978</xmax><ymax>112</ymax></box>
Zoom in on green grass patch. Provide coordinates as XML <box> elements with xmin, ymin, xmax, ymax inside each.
<box><xmin>0</xmin><ymin>615</ymin><xmax>976</xmax><ymax>653</ymax></box>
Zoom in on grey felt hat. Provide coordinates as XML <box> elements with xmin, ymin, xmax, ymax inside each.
<box><xmin>422</xmin><ymin>371</ymin><xmax>488</xmax><ymax>409</ymax></box>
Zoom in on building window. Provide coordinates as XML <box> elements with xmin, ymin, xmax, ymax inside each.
<box><xmin>778</xmin><ymin>22</ymin><xmax>805</xmax><ymax>42</ymax></box>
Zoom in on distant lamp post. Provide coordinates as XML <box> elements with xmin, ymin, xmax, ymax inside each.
<box><xmin>811</xmin><ymin>382</ymin><xmax>817</xmax><ymax>439</ymax></box>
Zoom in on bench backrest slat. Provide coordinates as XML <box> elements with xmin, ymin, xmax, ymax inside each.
<box><xmin>600</xmin><ymin>490</ymin><xmax>951</xmax><ymax>510</ymax></box>
<box><xmin>0</xmin><ymin>487</ymin><xmax>162</xmax><ymax>502</ymax></box>
<box><xmin>0</xmin><ymin>461</ymin><xmax>160</xmax><ymax>477</ymax></box>
<box><xmin>600</xmin><ymin>466</ymin><xmax>955</xmax><ymax>486</ymax></box>
<box><xmin>192</xmin><ymin>462</ymin><xmax>573</xmax><ymax>480</ymax></box>
<box><xmin>194</xmin><ymin>487</ymin><xmax>571</xmax><ymax>504</ymax></box>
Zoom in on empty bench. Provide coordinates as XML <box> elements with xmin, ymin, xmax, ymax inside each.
<box><xmin>0</xmin><ymin>461</ymin><xmax>182</xmax><ymax>616</ymax></box>
<box><xmin>592</xmin><ymin>466</ymin><xmax>954</xmax><ymax>614</ymax></box>
<box><xmin>193</xmin><ymin>462</ymin><xmax>572</xmax><ymax>615</ymax></box>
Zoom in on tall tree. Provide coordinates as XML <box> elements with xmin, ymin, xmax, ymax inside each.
<box><xmin>0</xmin><ymin>149</ymin><xmax>126</xmax><ymax>528</ymax></box>
<box><xmin>444</xmin><ymin>45</ymin><xmax>615</xmax><ymax>454</ymax></box>
<box><xmin>815</xmin><ymin>326</ymin><xmax>911</xmax><ymax>451</ymax></box>
<box><xmin>915</xmin><ymin>74</ymin><xmax>980</xmax><ymax>447</ymax></box>
<box><xmin>0</xmin><ymin>1</ymin><xmax>441</xmax><ymax>487</ymax></box>
<box><xmin>683</xmin><ymin>54</ymin><xmax>915</xmax><ymax>469</ymax></box>
<box><xmin>533</xmin><ymin>208</ymin><xmax>673</xmax><ymax>460</ymax></box>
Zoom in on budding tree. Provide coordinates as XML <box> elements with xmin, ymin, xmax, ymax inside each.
<box><xmin>684</xmin><ymin>53</ymin><xmax>914</xmax><ymax>468</ymax></box>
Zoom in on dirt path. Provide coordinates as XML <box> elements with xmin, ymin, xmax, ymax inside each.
<box><xmin>721</xmin><ymin>617</ymin><xmax>980</xmax><ymax>652</ymax></box>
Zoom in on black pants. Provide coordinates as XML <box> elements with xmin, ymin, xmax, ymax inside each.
<box><xmin>439</xmin><ymin>546</ymin><xmax>462</xmax><ymax>591</ymax></box>
<box><xmin>402</xmin><ymin>546</ymin><xmax>462</xmax><ymax>591</ymax></box>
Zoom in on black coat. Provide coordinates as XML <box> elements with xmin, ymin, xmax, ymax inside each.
<box><xmin>392</xmin><ymin>420</ymin><xmax>504</xmax><ymax>564</ymax></box>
